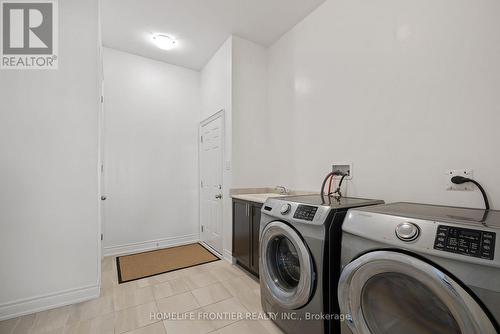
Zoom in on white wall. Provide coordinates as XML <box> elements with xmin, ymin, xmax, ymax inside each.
<box><xmin>0</xmin><ymin>0</ymin><xmax>100</xmax><ymax>320</ymax></box>
<box><xmin>199</xmin><ymin>36</ymin><xmax>270</xmax><ymax>258</ymax></box>
<box><xmin>232</xmin><ymin>36</ymin><xmax>271</xmax><ymax>188</ymax></box>
<box><xmin>200</xmin><ymin>38</ymin><xmax>233</xmax><ymax>259</ymax></box>
<box><xmin>266</xmin><ymin>0</ymin><xmax>500</xmax><ymax>209</ymax></box>
<box><xmin>102</xmin><ymin>48</ymin><xmax>200</xmax><ymax>255</ymax></box>
<box><xmin>200</xmin><ymin>38</ymin><xmax>232</xmax><ymax>122</ymax></box>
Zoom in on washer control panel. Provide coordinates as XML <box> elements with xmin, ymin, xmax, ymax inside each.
<box><xmin>293</xmin><ymin>205</ymin><xmax>318</xmax><ymax>221</ymax></box>
<box><xmin>434</xmin><ymin>225</ymin><xmax>496</xmax><ymax>260</ymax></box>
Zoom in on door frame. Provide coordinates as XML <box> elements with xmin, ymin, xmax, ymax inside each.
<box><xmin>198</xmin><ymin>109</ymin><xmax>225</xmax><ymax>257</ymax></box>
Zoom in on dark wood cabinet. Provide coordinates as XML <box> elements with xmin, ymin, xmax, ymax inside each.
<box><xmin>232</xmin><ymin>200</ymin><xmax>251</xmax><ymax>268</ymax></box>
<box><xmin>250</xmin><ymin>204</ymin><xmax>261</xmax><ymax>274</ymax></box>
<box><xmin>232</xmin><ymin>199</ymin><xmax>262</xmax><ymax>277</ymax></box>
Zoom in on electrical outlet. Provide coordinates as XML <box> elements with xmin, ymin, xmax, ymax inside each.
<box><xmin>332</xmin><ymin>163</ymin><xmax>353</xmax><ymax>179</ymax></box>
<box><xmin>446</xmin><ymin>169</ymin><xmax>474</xmax><ymax>191</ymax></box>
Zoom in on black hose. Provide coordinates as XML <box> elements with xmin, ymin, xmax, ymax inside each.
<box><xmin>337</xmin><ymin>174</ymin><xmax>347</xmax><ymax>191</ymax></box>
<box><xmin>469</xmin><ymin>179</ymin><xmax>490</xmax><ymax>210</ymax></box>
<box><xmin>329</xmin><ymin>174</ymin><xmax>348</xmax><ymax>197</ymax></box>
<box><xmin>451</xmin><ymin>176</ymin><xmax>490</xmax><ymax>210</ymax></box>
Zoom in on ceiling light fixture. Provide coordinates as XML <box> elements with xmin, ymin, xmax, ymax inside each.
<box><xmin>151</xmin><ymin>34</ymin><xmax>177</xmax><ymax>50</ymax></box>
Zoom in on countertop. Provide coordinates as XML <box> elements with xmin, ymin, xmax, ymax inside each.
<box><xmin>230</xmin><ymin>187</ymin><xmax>314</xmax><ymax>204</ymax></box>
<box><xmin>231</xmin><ymin>193</ymin><xmax>286</xmax><ymax>204</ymax></box>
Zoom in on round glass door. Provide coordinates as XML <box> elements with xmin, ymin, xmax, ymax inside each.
<box><xmin>260</xmin><ymin>221</ymin><xmax>314</xmax><ymax>309</ymax></box>
<box><xmin>338</xmin><ymin>251</ymin><xmax>496</xmax><ymax>334</ymax></box>
<box><xmin>271</xmin><ymin>236</ymin><xmax>301</xmax><ymax>290</ymax></box>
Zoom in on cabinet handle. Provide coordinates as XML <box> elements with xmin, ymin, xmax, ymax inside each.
<box><xmin>246</xmin><ymin>204</ymin><xmax>249</xmax><ymax>217</ymax></box>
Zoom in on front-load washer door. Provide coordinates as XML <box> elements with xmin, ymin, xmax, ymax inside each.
<box><xmin>260</xmin><ymin>221</ymin><xmax>314</xmax><ymax>310</ymax></box>
<box><xmin>338</xmin><ymin>250</ymin><xmax>497</xmax><ymax>334</ymax></box>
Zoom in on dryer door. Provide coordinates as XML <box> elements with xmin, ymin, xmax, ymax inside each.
<box><xmin>338</xmin><ymin>250</ymin><xmax>497</xmax><ymax>334</ymax></box>
<box><xmin>260</xmin><ymin>221</ymin><xmax>314</xmax><ymax>309</ymax></box>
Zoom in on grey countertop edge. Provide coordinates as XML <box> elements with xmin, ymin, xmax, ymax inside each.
<box><xmin>230</xmin><ymin>194</ymin><xmax>267</xmax><ymax>204</ymax></box>
<box><xmin>230</xmin><ymin>187</ymin><xmax>315</xmax><ymax>196</ymax></box>
<box><xmin>230</xmin><ymin>188</ymin><xmax>316</xmax><ymax>204</ymax></box>
<box><xmin>229</xmin><ymin>187</ymin><xmax>279</xmax><ymax>196</ymax></box>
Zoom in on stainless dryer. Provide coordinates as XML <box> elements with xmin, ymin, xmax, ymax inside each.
<box><xmin>339</xmin><ymin>202</ymin><xmax>500</xmax><ymax>334</ymax></box>
<box><xmin>259</xmin><ymin>195</ymin><xmax>383</xmax><ymax>334</ymax></box>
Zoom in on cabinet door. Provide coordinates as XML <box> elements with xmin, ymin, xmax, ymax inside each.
<box><xmin>233</xmin><ymin>201</ymin><xmax>250</xmax><ymax>268</ymax></box>
<box><xmin>251</xmin><ymin>203</ymin><xmax>262</xmax><ymax>275</ymax></box>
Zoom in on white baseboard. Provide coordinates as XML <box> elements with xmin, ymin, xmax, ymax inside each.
<box><xmin>223</xmin><ymin>248</ymin><xmax>234</xmax><ymax>263</ymax></box>
<box><xmin>0</xmin><ymin>284</ymin><xmax>100</xmax><ymax>321</ymax></box>
<box><xmin>103</xmin><ymin>233</ymin><xmax>200</xmax><ymax>257</ymax></box>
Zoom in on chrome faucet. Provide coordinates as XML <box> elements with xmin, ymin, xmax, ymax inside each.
<box><xmin>275</xmin><ymin>185</ymin><xmax>289</xmax><ymax>194</ymax></box>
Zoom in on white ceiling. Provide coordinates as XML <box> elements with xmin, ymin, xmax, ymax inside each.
<box><xmin>101</xmin><ymin>0</ymin><xmax>326</xmax><ymax>70</ymax></box>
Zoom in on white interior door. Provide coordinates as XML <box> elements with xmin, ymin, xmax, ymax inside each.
<box><xmin>199</xmin><ymin>114</ymin><xmax>223</xmax><ymax>254</ymax></box>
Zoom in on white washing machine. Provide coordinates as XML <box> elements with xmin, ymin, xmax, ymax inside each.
<box><xmin>338</xmin><ymin>202</ymin><xmax>500</xmax><ymax>334</ymax></box>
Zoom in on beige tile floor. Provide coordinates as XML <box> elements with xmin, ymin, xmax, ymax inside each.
<box><xmin>0</xmin><ymin>256</ymin><xmax>284</xmax><ymax>334</ymax></box>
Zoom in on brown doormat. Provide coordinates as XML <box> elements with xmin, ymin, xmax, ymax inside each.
<box><xmin>116</xmin><ymin>243</ymin><xmax>219</xmax><ymax>283</ymax></box>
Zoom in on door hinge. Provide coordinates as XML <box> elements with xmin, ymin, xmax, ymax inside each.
<box><xmin>201</xmin><ymin>180</ymin><xmax>203</xmax><ymax>188</ymax></box>
<box><xmin>200</xmin><ymin>135</ymin><xmax>203</xmax><ymax>143</ymax></box>
<box><xmin>100</xmin><ymin>233</ymin><xmax>103</xmax><ymax>241</ymax></box>
<box><xmin>100</xmin><ymin>164</ymin><xmax>104</xmax><ymax>173</ymax></box>
<box><xmin>201</xmin><ymin>225</ymin><xmax>204</xmax><ymax>232</ymax></box>
<box><xmin>100</xmin><ymin>96</ymin><xmax>104</xmax><ymax>103</ymax></box>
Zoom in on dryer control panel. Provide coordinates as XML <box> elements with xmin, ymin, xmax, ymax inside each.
<box><xmin>434</xmin><ymin>225</ymin><xmax>496</xmax><ymax>260</ymax></box>
<box><xmin>293</xmin><ymin>205</ymin><xmax>318</xmax><ymax>221</ymax></box>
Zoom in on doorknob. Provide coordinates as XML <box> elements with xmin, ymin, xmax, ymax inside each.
<box><xmin>101</xmin><ymin>195</ymin><xmax>107</xmax><ymax>201</ymax></box>
<box><xmin>215</xmin><ymin>194</ymin><xmax>223</xmax><ymax>199</ymax></box>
